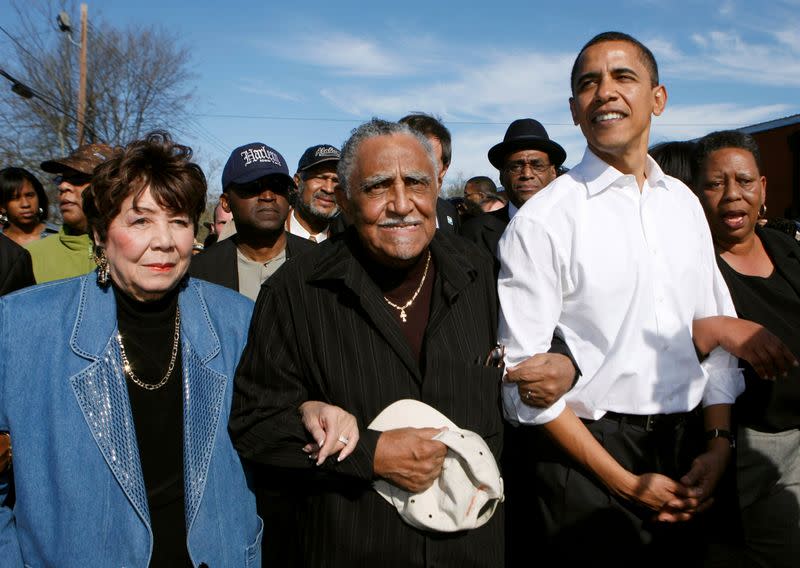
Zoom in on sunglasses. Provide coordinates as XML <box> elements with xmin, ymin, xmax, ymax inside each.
<box><xmin>54</xmin><ymin>174</ymin><xmax>92</xmax><ymax>187</ymax></box>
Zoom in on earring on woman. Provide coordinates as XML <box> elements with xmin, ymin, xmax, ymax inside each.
<box><xmin>93</xmin><ymin>247</ymin><xmax>110</xmax><ymax>286</ymax></box>
<box><xmin>758</xmin><ymin>203</ymin><xmax>767</xmax><ymax>218</ymax></box>
<box><xmin>37</xmin><ymin>207</ymin><xmax>44</xmax><ymax>219</ymax></box>
<box><xmin>0</xmin><ymin>211</ymin><xmax>7</xmax><ymax>225</ymax></box>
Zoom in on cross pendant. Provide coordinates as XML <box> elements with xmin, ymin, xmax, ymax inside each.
<box><xmin>399</xmin><ymin>309</ymin><xmax>407</xmax><ymax>322</ymax></box>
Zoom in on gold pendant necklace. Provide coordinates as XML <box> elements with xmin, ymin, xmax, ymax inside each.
<box><xmin>116</xmin><ymin>306</ymin><xmax>181</xmax><ymax>391</ymax></box>
<box><xmin>383</xmin><ymin>251</ymin><xmax>431</xmax><ymax>323</ymax></box>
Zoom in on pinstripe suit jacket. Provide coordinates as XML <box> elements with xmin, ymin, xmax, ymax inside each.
<box><xmin>231</xmin><ymin>228</ymin><xmax>504</xmax><ymax>567</ymax></box>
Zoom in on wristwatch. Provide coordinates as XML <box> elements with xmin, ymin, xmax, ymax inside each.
<box><xmin>705</xmin><ymin>428</ymin><xmax>736</xmax><ymax>449</ymax></box>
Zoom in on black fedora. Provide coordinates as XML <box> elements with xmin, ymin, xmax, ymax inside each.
<box><xmin>488</xmin><ymin>118</ymin><xmax>566</xmax><ymax>170</ymax></box>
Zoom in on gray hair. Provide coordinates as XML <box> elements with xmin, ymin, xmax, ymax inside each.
<box><xmin>337</xmin><ymin>118</ymin><xmax>439</xmax><ymax>197</ymax></box>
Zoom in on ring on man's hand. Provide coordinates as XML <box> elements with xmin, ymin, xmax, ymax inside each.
<box><xmin>338</xmin><ymin>435</ymin><xmax>350</xmax><ymax>445</ymax></box>
<box><xmin>525</xmin><ymin>392</ymin><xmax>533</xmax><ymax>401</ymax></box>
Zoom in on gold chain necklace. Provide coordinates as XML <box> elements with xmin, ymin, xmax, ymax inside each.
<box><xmin>383</xmin><ymin>251</ymin><xmax>431</xmax><ymax>323</ymax></box>
<box><xmin>116</xmin><ymin>306</ymin><xmax>181</xmax><ymax>391</ymax></box>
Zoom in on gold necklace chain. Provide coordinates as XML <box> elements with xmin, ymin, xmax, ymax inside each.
<box><xmin>116</xmin><ymin>306</ymin><xmax>181</xmax><ymax>391</ymax></box>
<box><xmin>383</xmin><ymin>251</ymin><xmax>431</xmax><ymax>323</ymax></box>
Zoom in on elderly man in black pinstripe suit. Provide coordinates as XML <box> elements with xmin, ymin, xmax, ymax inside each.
<box><xmin>230</xmin><ymin>118</ymin><xmax>574</xmax><ymax>567</ymax></box>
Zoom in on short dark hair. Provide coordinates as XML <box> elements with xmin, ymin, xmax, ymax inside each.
<box><xmin>571</xmin><ymin>31</ymin><xmax>659</xmax><ymax>93</ymax></box>
<box><xmin>465</xmin><ymin>176</ymin><xmax>497</xmax><ymax>195</ymax></box>
<box><xmin>0</xmin><ymin>167</ymin><xmax>49</xmax><ymax>222</ymax></box>
<box><xmin>398</xmin><ymin>113</ymin><xmax>452</xmax><ymax>168</ymax></box>
<box><xmin>691</xmin><ymin>130</ymin><xmax>763</xmax><ymax>190</ymax></box>
<box><xmin>84</xmin><ymin>131</ymin><xmax>207</xmax><ymax>243</ymax></box>
<box><xmin>649</xmin><ymin>141</ymin><xmax>696</xmax><ymax>187</ymax></box>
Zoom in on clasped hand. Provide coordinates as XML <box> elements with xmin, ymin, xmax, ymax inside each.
<box><xmin>620</xmin><ymin>443</ymin><xmax>730</xmax><ymax>523</ymax></box>
<box><xmin>373</xmin><ymin>427</ymin><xmax>448</xmax><ymax>493</ymax></box>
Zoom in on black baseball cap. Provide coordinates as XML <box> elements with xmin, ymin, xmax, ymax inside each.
<box><xmin>297</xmin><ymin>144</ymin><xmax>341</xmax><ymax>173</ymax></box>
<box><xmin>222</xmin><ymin>142</ymin><xmax>293</xmax><ymax>191</ymax></box>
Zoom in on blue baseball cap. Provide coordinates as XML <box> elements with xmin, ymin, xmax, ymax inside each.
<box><xmin>221</xmin><ymin>142</ymin><xmax>294</xmax><ymax>191</ymax></box>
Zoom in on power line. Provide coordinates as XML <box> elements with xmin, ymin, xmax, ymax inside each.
<box><xmin>84</xmin><ymin>21</ymin><xmax>229</xmax><ymax>153</ymax></box>
<box><xmin>0</xmin><ymin>24</ymin><xmax>47</xmax><ymax>69</ymax></box>
<box><xmin>190</xmin><ymin>113</ymin><xmax>754</xmax><ymax>128</ymax></box>
<box><xmin>0</xmin><ymin>67</ymin><xmax>98</xmax><ymax>141</ymax></box>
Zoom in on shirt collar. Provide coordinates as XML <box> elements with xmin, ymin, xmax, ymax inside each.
<box><xmin>288</xmin><ymin>209</ymin><xmax>329</xmax><ymax>240</ymax></box>
<box><xmin>577</xmin><ymin>147</ymin><xmax>670</xmax><ymax>196</ymax></box>
<box><xmin>508</xmin><ymin>201</ymin><xmax>519</xmax><ymax>220</ymax></box>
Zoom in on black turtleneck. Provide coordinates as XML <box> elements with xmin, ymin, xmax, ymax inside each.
<box><xmin>113</xmin><ymin>283</ymin><xmax>191</xmax><ymax>568</ymax></box>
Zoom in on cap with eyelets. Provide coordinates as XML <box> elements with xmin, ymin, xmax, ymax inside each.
<box><xmin>368</xmin><ymin>399</ymin><xmax>504</xmax><ymax>533</ymax></box>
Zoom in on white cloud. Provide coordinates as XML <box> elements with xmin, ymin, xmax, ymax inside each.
<box><xmin>265</xmin><ymin>32</ymin><xmax>418</xmax><ymax>77</ymax></box>
<box><xmin>718</xmin><ymin>0</ymin><xmax>736</xmax><ymax>16</ymax></box>
<box><xmin>652</xmin><ymin>102</ymin><xmax>792</xmax><ymax>141</ymax></box>
<box><xmin>321</xmin><ymin>50</ymin><xmax>575</xmax><ymax>121</ymax></box>
<box><xmin>665</xmin><ymin>28</ymin><xmax>800</xmax><ymax>87</ymax></box>
<box><xmin>238</xmin><ymin>79</ymin><xmax>302</xmax><ymax>102</ymax></box>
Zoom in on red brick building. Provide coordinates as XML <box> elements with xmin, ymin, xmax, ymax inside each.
<box><xmin>740</xmin><ymin>113</ymin><xmax>800</xmax><ymax>220</ymax></box>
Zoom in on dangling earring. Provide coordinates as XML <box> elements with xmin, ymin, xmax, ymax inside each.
<box><xmin>0</xmin><ymin>211</ymin><xmax>7</xmax><ymax>225</ymax></box>
<box><xmin>758</xmin><ymin>203</ymin><xmax>767</xmax><ymax>219</ymax></box>
<box><xmin>93</xmin><ymin>247</ymin><xmax>110</xmax><ymax>286</ymax></box>
<box><xmin>37</xmin><ymin>207</ymin><xmax>44</xmax><ymax>219</ymax></box>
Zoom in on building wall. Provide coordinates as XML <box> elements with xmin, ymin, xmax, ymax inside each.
<box><xmin>750</xmin><ymin>123</ymin><xmax>800</xmax><ymax>220</ymax></box>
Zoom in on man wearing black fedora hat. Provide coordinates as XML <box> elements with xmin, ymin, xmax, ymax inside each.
<box><xmin>462</xmin><ymin>118</ymin><xmax>566</xmax><ymax>259</ymax></box>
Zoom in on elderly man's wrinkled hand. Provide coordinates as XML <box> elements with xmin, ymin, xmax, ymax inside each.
<box><xmin>373</xmin><ymin>427</ymin><xmax>447</xmax><ymax>493</ymax></box>
<box><xmin>505</xmin><ymin>353</ymin><xmax>575</xmax><ymax>408</ymax></box>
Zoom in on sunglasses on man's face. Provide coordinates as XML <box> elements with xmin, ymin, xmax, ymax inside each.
<box><xmin>54</xmin><ymin>174</ymin><xmax>92</xmax><ymax>187</ymax></box>
<box><xmin>230</xmin><ymin>178</ymin><xmax>291</xmax><ymax>197</ymax></box>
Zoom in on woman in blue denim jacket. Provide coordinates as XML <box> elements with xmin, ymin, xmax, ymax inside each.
<box><xmin>0</xmin><ymin>132</ymin><xmax>360</xmax><ymax>567</ymax></box>
<box><xmin>0</xmin><ymin>132</ymin><xmax>264</xmax><ymax>567</ymax></box>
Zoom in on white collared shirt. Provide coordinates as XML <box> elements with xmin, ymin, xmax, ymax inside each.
<box><xmin>498</xmin><ymin>148</ymin><xmax>744</xmax><ymax>425</ymax></box>
<box><xmin>286</xmin><ymin>209</ymin><xmax>329</xmax><ymax>243</ymax></box>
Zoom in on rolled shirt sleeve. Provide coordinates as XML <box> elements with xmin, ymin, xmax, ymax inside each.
<box><xmin>498</xmin><ymin>216</ymin><xmax>569</xmax><ymax>425</ymax></box>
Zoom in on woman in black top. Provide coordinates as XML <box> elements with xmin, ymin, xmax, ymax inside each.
<box><xmin>693</xmin><ymin>130</ymin><xmax>800</xmax><ymax>568</ymax></box>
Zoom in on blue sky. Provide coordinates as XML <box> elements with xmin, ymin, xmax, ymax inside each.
<box><xmin>3</xmin><ymin>0</ymin><xmax>799</xmax><ymax>195</ymax></box>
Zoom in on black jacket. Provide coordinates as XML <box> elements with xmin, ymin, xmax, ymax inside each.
<box><xmin>461</xmin><ymin>205</ymin><xmax>510</xmax><ymax>260</ymax></box>
<box><xmin>189</xmin><ymin>232</ymin><xmax>316</xmax><ymax>292</ymax></box>
<box><xmin>230</xmin><ymin>228</ymin><xmax>504</xmax><ymax>567</ymax></box>
<box><xmin>719</xmin><ymin>226</ymin><xmax>800</xmax><ymax>431</ymax></box>
<box><xmin>0</xmin><ymin>234</ymin><xmax>35</xmax><ymax>295</ymax></box>
<box><xmin>436</xmin><ymin>197</ymin><xmax>461</xmax><ymax>234</ymax></box>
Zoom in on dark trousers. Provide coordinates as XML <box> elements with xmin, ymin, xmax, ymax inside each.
<box><xmin>504</xmin><ymin>411</ymin><xmax>707</xmax><ymax>568</ymax></box>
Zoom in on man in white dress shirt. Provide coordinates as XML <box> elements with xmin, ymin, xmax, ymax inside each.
<box><xmin>498</xmin><ymin>32</ymin><xmax>743</xmax><ymax>566</ymax></box>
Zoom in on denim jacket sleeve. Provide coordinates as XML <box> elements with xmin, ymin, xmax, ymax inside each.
<box><xmin>0</xmin><ymin>299</ymin><xmax>25</xmax><ymax>566</ymax></box>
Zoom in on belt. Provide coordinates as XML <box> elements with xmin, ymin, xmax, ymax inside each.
<box><xmin>601</xmin><ymin>408</ymin><xmax>699</xmax><ymax>432</ymax></box>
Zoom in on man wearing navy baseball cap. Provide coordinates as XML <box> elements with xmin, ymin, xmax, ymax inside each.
<box><xmin>287</xmin><ymin>144</ymin><xmax>341</xmax><ymax>242</ymax></box>
<box><xmin>190</xmin><ymin>142</ymin><xmax>315</xmax><ymax>300</ymax></box>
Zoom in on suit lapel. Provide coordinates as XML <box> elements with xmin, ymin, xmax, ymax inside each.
<box><xmin>310</xmin><ymin>232</ymin><xmax>422</xmax><ymax>382</ymax></box>
<box><xmin>179</xmin><ymin>281</ymin><xmax>226</xmax><ymax>530</ymax></box>
<box><xmin>69</xmin><ymin>278</ymin><xmax>150</xmax><ymax>526</ymax></box>
<box><xmin>225</xmin><ymin>238</ymin><xmax>240</xmax><ymax>291</ymax></box>
<box><xmin>426</xmin><ymin>233</ymin><xmax>476</xmax><ymax>340</ymax></box>
<box><xmin>68</xmin><ymin>278</ymin><xmax>228</xmax><ymax>531</ymax></box>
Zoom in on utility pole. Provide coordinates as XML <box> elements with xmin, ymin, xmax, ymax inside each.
<box><xmin>76</xmin><ymin>3</ymin><xmax>88</xmax><ymax>146</ymax></box>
